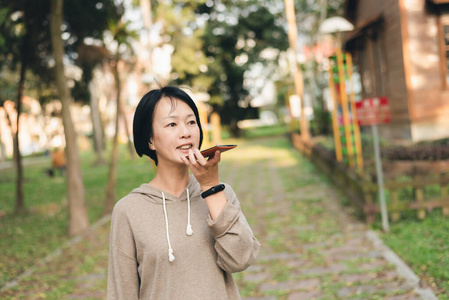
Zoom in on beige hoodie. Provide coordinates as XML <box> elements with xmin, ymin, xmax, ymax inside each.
<box><xmin>107</xmin><ymin>175</ymin><xmax>260</xmax><ymax>299</ymax></box>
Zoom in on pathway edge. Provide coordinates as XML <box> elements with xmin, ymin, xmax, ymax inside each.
<box><xmin>366</xmin><ymin>230</ymin><xmax>439</xmax><ymax>300</ymax></box>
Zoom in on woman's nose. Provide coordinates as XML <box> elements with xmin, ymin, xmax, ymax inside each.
<box><xmin>179</xmin><ymin>124</ymin><xmax>191</xmax><ymax>138</ymax></box>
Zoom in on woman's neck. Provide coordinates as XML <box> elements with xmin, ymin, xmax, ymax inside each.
<box><xmin>150</xmin><ymin>163</ymin><xmax>190</xmax><ymax>198</ymax></box>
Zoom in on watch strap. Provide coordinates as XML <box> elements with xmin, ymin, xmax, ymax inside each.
<box><xmin>201</xmin><ymin>183</ymin><xmax>225</xmax><ymax>198</ymax></box>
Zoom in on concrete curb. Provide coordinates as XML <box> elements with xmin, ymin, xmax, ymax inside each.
<box><xmin>0</xmin><ymin>214</ymin><xmax>111</xmax><ymax>292</ymax></box>
<box><xmin>365</xmin><ymin>230</ymin><xmax>439</xmax><ymax>300</ymax></box>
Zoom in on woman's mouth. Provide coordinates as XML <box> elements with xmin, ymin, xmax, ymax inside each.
<box><xmin>177</xmin><ymin>144</ymin><xmax>193</xmax><ymax>151</ymax></box>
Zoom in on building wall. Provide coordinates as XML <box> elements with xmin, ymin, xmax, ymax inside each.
<box><xmin>402</xmin><ymin>0</ymin><xmax>449</xmax><ymax>141</ymax></box>
<box><xmin>347</xmin><ymin>0</ymin><xmax>449</xmax><ymax>142</ymax></box>
<box><xmin>348</xmin><ymin>0</ymin><xmax>413</xmax><ymax>140</ymax></box>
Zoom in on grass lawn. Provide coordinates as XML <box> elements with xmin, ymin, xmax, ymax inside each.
<box><xmin>0</xmin><ymin>145</ymin><xmax>156</xmax><ymax>288</ymax></box>
<box><xmin>242</xmin><ymin>124</ymin><xmax>288</xmax><ymax>139</ymax></box>
<box><xmin>379</xmin><ymin>212</ymin><xmax>449</xmax><ymax>298</ymax></box>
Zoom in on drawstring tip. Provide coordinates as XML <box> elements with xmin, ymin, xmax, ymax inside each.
<box><xmin>168</xmin><ymin>249</ymin><xmax>175</xmax><ymax>262</ymax></box>
<box><xmin>186</xmin><ymin>224</ymin><xmax>193</xmax><ymax>236</ymax></box>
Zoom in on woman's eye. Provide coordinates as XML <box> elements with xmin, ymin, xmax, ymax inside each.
<box><xmin>167</xmin><ymin>123</ymin><xmax>176</xmax><ymax>127</ymax></box>
<box><xmin>188</xmin><ymin>120</ymin><xmax>196</xmax><ymax>125</ymax></box>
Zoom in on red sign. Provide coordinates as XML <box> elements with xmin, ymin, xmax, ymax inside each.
<box><xmin>355</xmin><ymin>97</ymin><xmax>391</xmax><ymax>126</ymax></box>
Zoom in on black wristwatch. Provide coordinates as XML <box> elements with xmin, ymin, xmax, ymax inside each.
<box><xmin>201</xmin><ymin>183</ymin><xmax>225</xmax><ymax>198</ymax></box>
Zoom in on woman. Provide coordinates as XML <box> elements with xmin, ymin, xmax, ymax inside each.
<box><xmin>107</xmin><ymin>86</ymin><xmax>260</xmax><ymax>299</ymax></box>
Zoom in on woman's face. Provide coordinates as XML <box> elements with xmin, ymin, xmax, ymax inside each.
<box><xmin>150</xmin><ymin>97</ymin><xmax>200</xmax><ymax>165</ymax></box>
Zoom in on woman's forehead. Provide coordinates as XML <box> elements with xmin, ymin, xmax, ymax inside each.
<box><xmin>155</xmin><ymin>97</ymin><xmax>194</xmax><ymax>117</ymax></box>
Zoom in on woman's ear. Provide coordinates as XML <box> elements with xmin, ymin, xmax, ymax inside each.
<box><xmin>149</xmin><ymin>139</ymin><xmax>155</xmax><ymax>150</ymax></box>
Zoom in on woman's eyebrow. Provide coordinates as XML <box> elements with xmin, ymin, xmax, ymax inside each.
<box><xmin>163</xmin><ymin>113</ymin><xmax>195</xmax><ymax>120</ymax></box>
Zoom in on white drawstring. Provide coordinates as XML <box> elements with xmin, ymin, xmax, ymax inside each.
<box><xmin>186</xmin><ymin>188</ymin><xmax>193</xmax><ymax>236</ymax></box>
<box><xmin>162</xmin><ymin>192</ymin><xmax>175</xmax><ymax>262</ymax></box>
<box><xmin>161</xmin><ymin>189</ymin><xmax>194</xmax><ymax>262</ymax></box>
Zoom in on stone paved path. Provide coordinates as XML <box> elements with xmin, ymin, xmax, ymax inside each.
<box><xmin>1</xmin><ymin>136</ymin><xmax>429</xmax><ymax>299</ymax></box>
<box><xmin>221</xmin><ymin>137</ymin><xmax>424</xmax><ymax>299</ymax></box>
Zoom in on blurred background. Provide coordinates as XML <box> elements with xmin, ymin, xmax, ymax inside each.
<box><xmin>1</xmin><ymin>0</ymin><xmax>449</xmax><ymax>298</ymax></box>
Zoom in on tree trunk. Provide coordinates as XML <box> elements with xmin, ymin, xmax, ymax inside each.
<box><xmin>50</xmin><ymin>0</ymin><xmax>89</xmax><ymax>235</ymax></box>
<box><xmin>14</xmin><ymin>61</ymin><xmax>25</xmax><ymax>214</ymax></box>
<box><xmin>88</xmin><ymin>81</ymin><xmax>106</xmax><ymax>165</ymax></box>
<box><xmin>0</xmin><ymin>113</ymin><xmax>6</xmax><ymax>162</ymax></box>
<box><xmin>103</xmin><ymin>60</ymin><xmax>121</xmax><ymax>215</ymax></box>
<box><xmin>284</xmin><ymin>0</ymin><xmax>310</xmax><ymax>140</ymax></box>
<box><xmin>120</xmin><ymin>104</ymin><xmax>135</xmax><ymax>160</ymax></box>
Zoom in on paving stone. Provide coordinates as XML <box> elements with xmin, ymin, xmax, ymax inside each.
<box><xmin>337</xmin><ymin>273</ymin><xmax>377</xmax><ymax>284</ymax></box>
<box><xmin>243</xmin><ymin>297</ymin><xmax>276</xmax><ymax>300</ymax></box>
<box><xmin>243</xmin><ymin>272</ymin><xmax>271</xmax><ymax>282</ymax></box>
<box><xmin>321</xmin><ymin>245</ymin><xmax>366</xmax><ymax>256</ymax></box>
<box><xmin>337</xmin><ymin>282</ymin><xmax>413</xmax><ymax>298</ymax></box>
<box><xmin>74</xmin><ymin>273</ymin><xmax>105</xmax><ymax>281</ymax></box>
<box><xmin>66</xmin><ymin>291</ymin><xmax>105</xmax><ymax>299</ymax></box>
<box><xmin>259</xmin><ymin>278</ymin><xmax>320</xmax><ymax>293</ymax></box>
<box><xmin>258</xmin><ymin>252</ymin><xmax>302</xmax><ymax>262</ymax></box>
<box><xmin>287</xmin><ymin>290</ymin><xmax>322</xmax><ymax>300</ymax></box>
<box><xmin>356</xmin><ymin>260</ymin><xmax>391</xmax><ymax>271</ymax></box>
<box><xmin>295</xmin><ymin>263</ymin><xmax>347</xmax><ymax>276</ymax></box>
<box><xmin>286</xmin><ymin>259</ymin><xmax>308</xmax><ymax>268</ymax></box>
<box><xmin>293</xmin><ymin>224</ymin><xmax>317</xmax><ymax>231</ymax></box>
<box><xmin>337</xmin><ymin>285</ymin><xmax>378</xmax><ymax>297</ymax></box>
<box><xmin>245</xmin><ymin>264</ymin><xmax>265</xmax><ymax>273</ymax></box>
<box><xmin>377</xmin><ymin>270</ymin><xmax>401</xmax><ymax>281</ymax></box>
<box><xmin>325</xmin><ymin>251</ymin><xmax>383</xmax><ymax>264</ymax></box>
<box><xmin>383</xmin><ymin>293</ymin><xmax>421</xmax><ymax>300</ymax></box>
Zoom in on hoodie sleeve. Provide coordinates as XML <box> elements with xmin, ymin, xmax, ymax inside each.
<box><xmin>206</xmin><ymin>184</ymin><xmax>261</xmax><ymax>273</ymax></box>
<box><xmin>107</xmin><ymin>202</ymin><xmax>140</xmax><ymax>300</ymax></box>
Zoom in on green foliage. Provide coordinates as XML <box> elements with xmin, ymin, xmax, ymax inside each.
<box><xmin>66</xmin><ymin>0</ymin><xmax>122</xmax><ymax>104</ymax></box>
<box><xmin>243</xmin><ymin>124</ymin><xmax>288</xmax><ymax>139</ymax></box>
<box><xmin>195</xmin><ymin>1</ymin><xmax>289</xmax><ymax>131</ymax></box>
<box><xmin>0</xmin><ymin>0</ymin><xmax>123</xmax><ymax>106</ymax></box>
<box><xmin>206</xmin><ymin>1</ymin><xmax>286</xmax><ymax>73</ymax></box>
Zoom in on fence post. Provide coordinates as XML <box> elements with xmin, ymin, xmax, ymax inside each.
<box><xmin>390</xmin><ymin>189</ymin><xmax>400</xmax><ymax>222</ymax></box>
<box><xmin>364</xmin><ymin>192</ymin><xmax>376</xmax><ymax>224</ymax></box>
<box><xmin>441</xmin><ymin>173</ymin><xmax>449</xmax><ymax>216</ymax></box>
<box><xmin>210</xmin><ymin>112</ymin><xmax>221</xmax><ymax>145</ymax></box>
<box><xmin>414</xmin><ymin>174</ymin><xmax>426</xmax><ymax>219</ymax></box>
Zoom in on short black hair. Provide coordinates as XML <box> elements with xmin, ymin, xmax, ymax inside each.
<box><xmin>132</xmin><ymin>86</ymin><xmax>204</xmax><ymax>165</ymax></box>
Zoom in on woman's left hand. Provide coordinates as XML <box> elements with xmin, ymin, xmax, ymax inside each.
<box><xmin>180</xmin><ymin>148</ymin><xmax>221</xmax><ymax>190</ymax></box>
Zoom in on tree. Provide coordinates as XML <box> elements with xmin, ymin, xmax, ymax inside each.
<box><xmin>50</xmin><ymin>0</ymin><xmax>89</xmax><ymax>235</ymax></box>
<box><xmin>196</xmin><ymin>0</ymin><xmax>289</xmax><ymax>137</ymax></box>
<box><xmin>64</xmin><ymin>0</ymin><xmax>121</xmax><ymax>166</ymax></box>
<box><xmin>75</xmin><ymin>44</ymin><xmax>109</xmax><ymax>165</ymax></box>
<box><xmin>0</xmin><ymin>8</ymin><xmax>17</xmax><ymax>163</ymax></box>
<box><xmin>103</xmin><ymin>17</ymin><xmax>138</xmax><ymax>215</ymax></box>
<box><xmin>0</xmin><ymin>1</ymin><xmax>45</xmax><ymax>213</ymax></box>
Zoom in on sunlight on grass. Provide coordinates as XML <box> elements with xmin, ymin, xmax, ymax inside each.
<box><xmin>0</xmin><ymin>144</ymin><xmax>156</xmax><ymax>288</ymax></box>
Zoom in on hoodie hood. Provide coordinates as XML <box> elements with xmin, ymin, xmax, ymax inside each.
<box><xmin>129</xmin><ymin>174</ymin><xmax>202</xmax><ymax>262</ymax></box>
<box><xmin>129</xmin><ymin>174</ymin><xmax>202</xmax><ymax>204</ymax></box>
